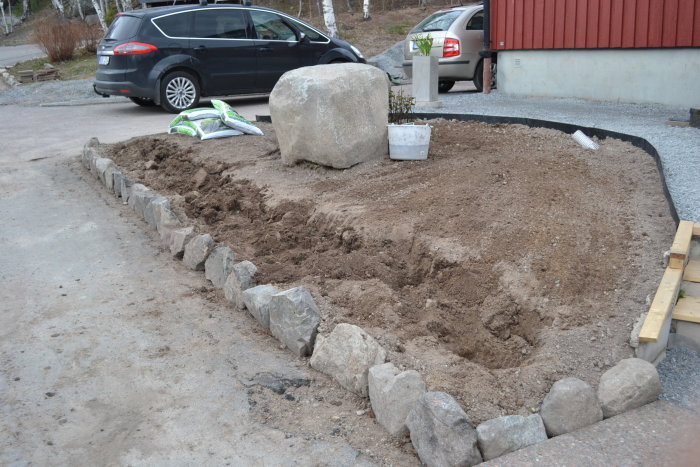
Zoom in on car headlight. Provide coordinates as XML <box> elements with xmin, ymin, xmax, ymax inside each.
<box><xmin>350</xmin><ymin>45</ymin><xmax>364</xmax><ymax>59</ymax></box>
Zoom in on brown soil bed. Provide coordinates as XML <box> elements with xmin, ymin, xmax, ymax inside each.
<box><xmin>105</xmin><ymin>118</ymin><xmax>674</xmax><ymax>424</ymax></box>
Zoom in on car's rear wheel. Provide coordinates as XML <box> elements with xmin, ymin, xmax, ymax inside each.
<box><xmin>438</xmin><ymin>80</ymin><xmax>455</xmax><ymax>93</ymax></box>
<box><xmin>129</xmin><ymin>97</ymin><xmax>156</xmax><ymax>107</ymax></box>
<box><xmin>473</xmin><ymin>60</ymin><xmax>484</xmax><ymax>92</ymax></box>
<box><xmin>160</xmin><ymin>71</ymin><xmax>200</xmax><ymax>113</ymax></box>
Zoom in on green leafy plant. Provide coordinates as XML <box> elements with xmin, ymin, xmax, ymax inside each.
<box><xmin>388</xmin><ymin>89</ymin><xmax>415</xmax><ymax>124</ymax></box>
<box><xmin>412</xmin><ymin>34</ymin><xmax>433</xmax><ymax>56</ymax></box>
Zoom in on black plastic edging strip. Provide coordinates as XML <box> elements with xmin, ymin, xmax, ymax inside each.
<box><xmin>414</xmin><ymin>112</ymin><xmax>680</xmax><ymax>225</ymax></box>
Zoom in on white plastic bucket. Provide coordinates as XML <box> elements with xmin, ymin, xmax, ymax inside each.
<box><xmin>572</xmin><ymin>130</ymin><xmax>599</xmax><ymax>150</ymax></box>
<box><xmin>388</xmin><ymin>123</ymin><xmax>432</xmax><ymax>160</ymax></box>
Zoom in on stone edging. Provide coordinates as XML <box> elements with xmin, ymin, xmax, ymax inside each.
<box><xmin>0</xmin><ymin>67</ymin><xmax>20</xmax><ymax>87</ymax></box>
<box><xmin>81</xmin><ymin>137</ymin><xmax>665</xmax><ymax>466</ymax></box>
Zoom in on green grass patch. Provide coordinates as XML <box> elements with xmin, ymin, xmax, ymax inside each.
<box><xmin>10</xmin><ymin>50</ymin><xmax>98</xmax><ymax>82</ymax></box>
<box><xmin>386</xmin><ymin>20</ymin><xmax>411</xmax><ymax>36</ymax></box>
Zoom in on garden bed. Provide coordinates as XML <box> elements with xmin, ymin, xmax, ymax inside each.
<box><xmin>105</xmin><ymin>118</ymin><xmax>674</xmax><ymax>424</ymax></box>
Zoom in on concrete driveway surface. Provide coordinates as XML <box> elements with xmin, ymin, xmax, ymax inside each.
<box><xmin>0</xmin><ymin>99</ymin><xmax>392</xmax><ymax>465</ymax></box>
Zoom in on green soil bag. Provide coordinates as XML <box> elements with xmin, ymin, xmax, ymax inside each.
<box><xmin>192</xmin><ymin>118</ymin><xmax>244</xmax><ymax>140</ymax></box>
<box><xmin>168</xmin><ymin>121</ymin><xmax>198</xmax><ymax>137</ymax></box>
<box><xmin>177</xmin><ymin>107</ymin><xmax>220</xmax><ymax>121</ymax></box>
<box><xmin>211</xmin><ymin>99</ymin><xmax>264</xmax><ymax>135</ymax></box>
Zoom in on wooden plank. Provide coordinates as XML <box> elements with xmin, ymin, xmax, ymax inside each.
<box><xmin>672</xmin><ymin>296</ymin><xmax>700</xmax><ymax>323</ymax></box>
<box><xmin>684</xmin><ymin>260</ymin><xmax>700</xmax><ymax>283</ymax></box>
<box><xmin>669</xmin><ymin>220</ymin><xmax>694</xmax><ymax>269</ymax></box>
<box><xmin>639</xmin><ymin>267</ymin><xmax>683</xmax><ymax>342</ymax></box>
<box><xmin>694</xmin><ymin>223</ymin><xmax>700</xmax><ymax>236</ymax></box>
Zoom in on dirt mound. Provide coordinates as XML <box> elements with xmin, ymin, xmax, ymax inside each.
<box><xmin>106</xmin><ymin>119</ymin><xmax>674</xmax><ymax>423</ymax></box>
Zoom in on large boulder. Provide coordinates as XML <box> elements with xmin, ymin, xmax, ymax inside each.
<box><xmin>539</xmin><ymin>377</ymin><xmax>603</xmax><ymax>436</ymax></box>
<box><xmin>406</xmin><ymin>392</ymin><xmax>482</xmax><ymax>467</ymax></box>
<box><xmin>269</xmin><ymin>286</ymin><xmax>321</xmax><ymax>357</ymax></box>
<box><xmin>476</xmin><ymin>414</ymin><xmax>547</xmax><ymax>461</ymax></box>
<box><xmin>598</xmin><ymin>358</ymin><xmax>661</xmax><ymax>418</ymax></box>
<box><xmin>310</xmin><ymin>323</ymin><xmax>386</xmax><ymax>397</ymax></box>
<box><xmin>368</xmin><ymin>362</ymin><xmax>425</xmax><ymax>436</ymax></box>
<box><xmin>223</xmin><ymin>260</ymin><xmax>258</xmax><ymax>309</ymax></box>
<box><xmin>269</xmin><ymin>63</ymin><xmax>389</xmax><ymax>169</ymax></box>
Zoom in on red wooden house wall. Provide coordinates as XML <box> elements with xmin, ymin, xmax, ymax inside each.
<box><xmin>491</xmin><ymin>0</ymin><xmax>700</xmax><ymax>50</ymax></box>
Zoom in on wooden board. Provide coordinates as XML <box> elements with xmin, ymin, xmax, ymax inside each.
<box><xmin>639</xmin><ymin>266</ymin><xmax>683</xmax><ymax>342</ymax></box>
<box><xmin>669</xmin><ymin>220</ymin><xmax>694</xmax><ymax>269</ymax></box>
<box><xmin>684</xmin><ymin>260</ymin><xmax>700</xmax><ymax>283</ymax></box>
<box><xmin>672</xmin><ymin>296</ymin><xmax>700</xmax><ymax>324</ymax></box>
<box><xmin>694</xmin><ymin>223</ymin><xmax>700</xmax><ymax>236</ymax></box>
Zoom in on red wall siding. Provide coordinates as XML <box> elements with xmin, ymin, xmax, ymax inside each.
<box><xmin>491</xmin><ymin>0</ymin><xmax>700</xmax><ymax>49</ymax></box>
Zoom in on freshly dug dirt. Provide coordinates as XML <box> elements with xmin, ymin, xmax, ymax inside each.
<box><xmin>106</xmin><ymin>118</ymin><xmax>674</xmax><ymax>425</ymax></box>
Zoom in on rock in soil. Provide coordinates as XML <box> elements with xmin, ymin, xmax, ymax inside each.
<box><xmin>310</xmin><ymin>323</ymin><xmax>387</xmax><ymax>397</ymax></box>
<box><xmin>368</xmin><ymin>362</ymin><xmax>425</xmax><ymax>436</ymax></box>
<box><xmin>539</xmin><ymin>377</ymin><xmax>603</xmax><ymax>436</ymax></box>
<box><xmin>476</xmin><ymin>414</ymin><xmax>547</xmax><ymax>461</ymax></box>
<box><xmin>598</xmin><ymin>358</ymin><xmax>661</xmax><ymax>418</ymax></box>
<box><xmin>406</xmin><ymin>391</ymin><xmax>482</xmax><ymax>467</ymax></box>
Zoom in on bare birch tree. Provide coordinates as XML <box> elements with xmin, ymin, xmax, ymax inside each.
<box><xmin>321</xmin><ymin>0</ymin><xmax>338</xmax><ymax>38</ymax></box>
<box><xmin>91</xmin><ymin>0</ymin><xmax>107</xmax><ymax>30</ymax></box>
<box><xmin>50</xmin><ymin>0</ymin><xmax>65</xmax><ymax>16</ymax></box>
<box><xmin>362</xmin><ymin>0</ymin><xmax>370</xmax><ymax>20</ymax></box>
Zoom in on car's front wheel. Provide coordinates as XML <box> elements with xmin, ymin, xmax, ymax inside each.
<box><xmin>438</xmin><ymin>80</ymin><xmax>455</xmax><ymax>93</ymax></box>
<box><xmin>160</xmin><ymin>71</ymin><xmax>200</xmax><ymax>113</ymax></box>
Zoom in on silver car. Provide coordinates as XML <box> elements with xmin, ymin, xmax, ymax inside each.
<box><xmin>402</xmin><ymin>4</ymin><xmax>485</xmax><ymax>92</ymax></box>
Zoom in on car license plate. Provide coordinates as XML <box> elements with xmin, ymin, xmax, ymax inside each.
<box><xmin>98</xmin><ymin>55</ymin><xmax>110</xmax><ymax>66</ymax></box>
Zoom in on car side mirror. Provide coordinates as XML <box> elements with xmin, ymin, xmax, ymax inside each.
<box><xmin>298</xmin><ymin>32</ymin><xmax>309</xmax><ymax>43</ymax></box>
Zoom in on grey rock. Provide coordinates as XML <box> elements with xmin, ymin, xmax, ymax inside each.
<box><xmin>156</xmin><ymin>206</ymin><xmax>182</xmax><ymax>245</ymax></box>
<box><xmin>269</xmin><ymin>63</ymin><xmax>389</xmax><ymax>169</ymax></box>
<box><xmin>310</xmin><ymin>323</ymin><xmax>386</xmax><ymax>397</ymax></box>
<box><xmin>128</xmin><ymin>184</ymin><xmax>155</xmax><ymax>218</ymax></box>
<box><xmin>540</xmin><ymin>377</ymin><xmax>603</xmax><ymax>436</ymax></box>
<box><xmin>144</xmin><ymin>195</ymin><xmax>170</xmax><ymax>229</ymax></box>
<box><xmin>169</xmin><ymin>226</ymin><xmax>195</xmax><ymax>258</ymax></box>
<box><xmin>406</xmin><ymin>392</ymin><xmax>482</xmax><ymax>467</ymax></box>
<box><xmin>269</xmin><ymin>286</ymin><xmax>321</xmax><ymax>357</ymax></box>
<box><xmin>183</xmin><ymin>234</ymin><xmax>215</xmax><ymax>271</ymax></box>
<box><xmin>112</xmin><ymin>171</ymin><xmax>123</xmax><ymax>197</ymax></box>
<box><xmin>82</xmin><ymin>138</ymin><xmax>100</xmax><ymax>169</ymax></box>
<box><xmin>120</xmin><ymin>176</ymin><xmax>134</xmax><ymax>203</ymax></box>
<box><xmin>223</xmin><ymin>260</ymin><xmax>258</xmax><ymax>309</ymax></box>
<box><xmin>598</xmin><ymin>358</ymin><xmax>661</xmax><ymax>418</ymax></box>
<box><xmin>205</xmin><ymin>246</ymin><xmax>237</xmax><ymax>289</ymax></box>
<box><xmin>476</xmin><ymin>414</ymin><xmax>547</xmax><ymax>461</ymax></box>
<box><xmin>104</xmin><ymin>164</ymin><xmax>119</xmax><ymax>193</ymax></box>
<box><xmin>242</xmin><ymin>284</ymin><xmax>281</xmax><ymax>330</ymax></box>
<box><xmin>94</xmin><ymin>158</ymin><xmax>115</xmax><ymax>185</ymax></box>
<box><xmin>368</xmin><ymin>362</ymin><xmax>425</xmax><ymax>436</ymax></box>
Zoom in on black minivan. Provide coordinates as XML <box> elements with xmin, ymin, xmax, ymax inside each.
<box><xmin>94</xmin><ymin>2</ymin><xmax>366</xmax><ymax>112</ymax></box>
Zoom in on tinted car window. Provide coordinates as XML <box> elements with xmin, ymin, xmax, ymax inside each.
<box><xmin>289</xmin><ymin>18</ymin><xmax>325</xmax><ymax>42</ymax></box>
<box><xmin>250</xmin><ymin>10</ymin><xmax>296</xmax><ymax>41</ymax></box>
<box><xmin>193</xmin><ymin>9</ymin><xmax>249</xmax><ymax>39</ymax></box>
<box><xmin>411</xmin><ymin>10</ymin><xmax>462</xmax><ymax>33</ymax></box>
<box><xmin>153</xmin><ymin>12</ymin><xmax>191</xmax><ymax>37</ymax></box>
<box><xmin>104</xmin><ymin>15</ymin><xmax>141</xmax><ymax>40</ymax></box>
<box><xmin>466</xmin><ymin>11</ymin><xmax>483</xmax><ymax>30</ymax></box>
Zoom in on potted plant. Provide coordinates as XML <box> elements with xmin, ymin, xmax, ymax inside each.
<box><xmin>387</xmin><ymin>89</ymin><xmax>432</xmax><ymax>160</ymax></box>
<box><xmin>411</xmin><ymin>34</ymin><xmax>441</xmax><ymax>108</ymax></box>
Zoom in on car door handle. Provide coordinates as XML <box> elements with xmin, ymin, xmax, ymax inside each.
<box><xmin>258</xmin><ymin>46</ymin><xmax>273</xmax><ymax>54</ymax></box>
<box><xmin>194</xmin><ymin>45</ymin><xmax>207</xmax><ymax>54</ymax></box>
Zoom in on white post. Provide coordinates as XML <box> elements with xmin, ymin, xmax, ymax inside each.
<box><xmin>321</xmin><ymin>0</ymin><xmax>338</xmax><ymax>38</ymax></box>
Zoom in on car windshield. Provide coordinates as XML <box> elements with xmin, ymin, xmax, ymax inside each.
<box><xmin>411</xmin><ymin>10</ymin><xmax>463</xmax><ymax>33</ymax></box>
<box><xmin>104</xmin><ymin>15</ymin><xmax>141</xmax><ymax>41</ymax></box>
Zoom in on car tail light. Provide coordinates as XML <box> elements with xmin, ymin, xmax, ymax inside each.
<box><xmin>443</xmin><ymin>38</ymin><xmax>460</xmax><ymax>58</ymax></box>
<box><xmin>113</xmin><ymin>42</ymin><xmax>158</xmax><ymax>55</ymax></box>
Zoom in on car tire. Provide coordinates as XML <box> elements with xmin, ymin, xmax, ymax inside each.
<box><xmin>129</xmin><ymin>97</ymin><xmax>156</xmax><ymax>107</ymax></box>
<box><xmin>473</xmin><ymin>60</ymin><xmax>484</xmax><ymax>93</ymax></box>
<box><xmin>160</xmin><ymin>71</ymin><xmax>200</xmax><ymax>113</ymax></box>
<box><xmin>438</xmin><ymin>80</ymin><xmax>455</xmax><ymax>93</ymax></box>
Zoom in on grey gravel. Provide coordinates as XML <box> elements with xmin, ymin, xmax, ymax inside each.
<box><xmin>417</xmin><ymin>90</ymin><xmax>700</xmax><ymax>223</ymax></box>
<box><xmin>657</xmin><ymin>345</ymin><xmax>700</xmax><ymax>412</ymax></box>
<box><xmin>0</xmin><ymin>78</ymin><xmax>126</xmax><ymax>106</ymax></box>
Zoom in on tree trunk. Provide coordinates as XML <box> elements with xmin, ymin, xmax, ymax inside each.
<box><xmin>21</xmin><ymin>0</ymin><xmax>29</xmax><ymax>20</ymax></box>
<box><xmin>75</xmin><ymin>0</ymin><xmax>84</xmax><ymax>20</ymax></box>
<box><xmin>362</xmin><ymin>0</ymin><xmax>370</xmax><ymax>19</ymax></box>
<box><xmin>321</xmin><ymin>0</ymin><xmax>338</xmax><ymax>38</ymax></box>
<box><xmin>297</xmin><ymin>0</ymin><xmax>303</xmax><ymax>18</ymax></box>
<box><xmin>91</xmin><ymin>0</ymin><xmax>107</xmax><ymax>30</ymax></box>
<box><xmin>51</xmin><ymin>0</ymin><xmax>65</xmax><ymax>16</ymax></box>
